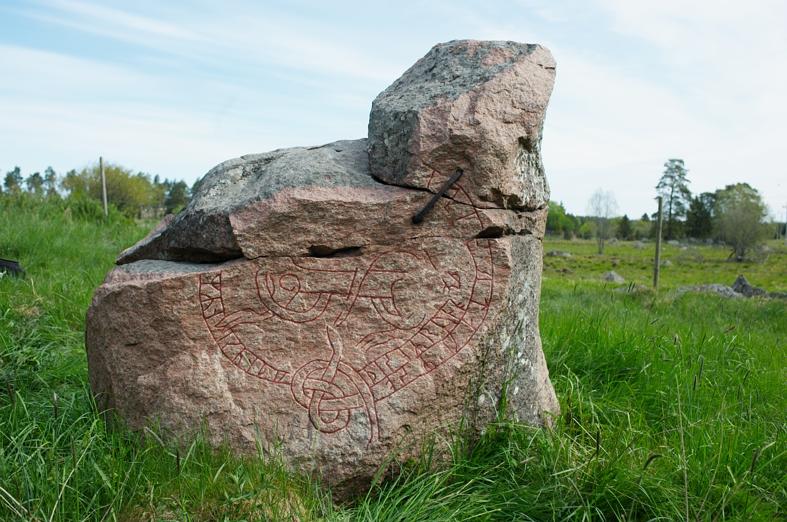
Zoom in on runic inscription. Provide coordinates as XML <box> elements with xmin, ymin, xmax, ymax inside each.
<box><xmin>198</xmin><ymin>179</ymin><xmax>495</xmax><ymax>442</ymax></box>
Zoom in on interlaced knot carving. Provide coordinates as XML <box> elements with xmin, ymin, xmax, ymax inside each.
<box><xmin>198</xmin><ymin>169</ymin><xmax>494</xmax><ymax>444</ymax></box>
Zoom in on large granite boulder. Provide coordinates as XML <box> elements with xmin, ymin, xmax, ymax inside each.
<box><xmin>86</xmin><ymin>40</ymin><xmax>558</xmax><ymax>499</ymax></box>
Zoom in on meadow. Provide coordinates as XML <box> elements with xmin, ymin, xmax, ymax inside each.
<box><xmin>1</xmin><ymin>196</ymin><xmax>784</xmax><ymax>521</ymax></box>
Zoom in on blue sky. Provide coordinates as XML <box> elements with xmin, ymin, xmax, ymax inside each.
<box><xmin>1</xmin><ymin>0</ymin><xmax>785</xmax><ymax>217</ymax></box>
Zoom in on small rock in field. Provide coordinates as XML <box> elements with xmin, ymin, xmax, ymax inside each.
<box><xmin>731</xmin><ymin>275</ymin><xmax>766</xmax><ymax>297</ymax></box>
<box><xmin>677</xmin><ymin>284</ymin><xmax>742</xmax><ymax>299</ymax></box>
<box><xmin>546</xmin><ymin>250</ymin><xmax>571</xmax><ymax>258</ymax></box>
<box><xmin>601</xmin><ymin>271</ymin><xmax>625</xmax><ymax>283</ymax></box>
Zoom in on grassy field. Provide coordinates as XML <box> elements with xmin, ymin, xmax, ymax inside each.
<box><xmin>542</xmin><ymin>238</ymin><xmax>787</xmax><ymax>292</ymax></box>
<box><xmin>1</xmin><ymin>196</ymin><xmax>785</xmax><ymax>520</ymax></box>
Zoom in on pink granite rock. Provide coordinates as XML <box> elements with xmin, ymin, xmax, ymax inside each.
<box><xmin>368</xmin><ymin>40</ymin><xmax>555</xmax><ymax>210</ymax></box>
<box><xmin>86</xmin><ymin>40</ymin><xmax>559</xmax><ymax>500</ymax></box>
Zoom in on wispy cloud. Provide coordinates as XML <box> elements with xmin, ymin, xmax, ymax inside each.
<box><xmin>42</xmin><ymin>0</ymin><xmax>200</xmax><ymax>40</ymax></box>
<box><xmin>13</xmin><ymin>0</ymin><xmax>398</xmax><ymax>83</ymax></box>
<box><xmin>0</xmin><ymin>0</ymin><xmax>783</xmax><ymax>216</ymax></box>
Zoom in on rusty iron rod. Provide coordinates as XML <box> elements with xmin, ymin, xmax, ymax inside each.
<box><xmin>412</xmin><ymin>168</ymin><xmax>464</xmax><ymax>224</ymax></box>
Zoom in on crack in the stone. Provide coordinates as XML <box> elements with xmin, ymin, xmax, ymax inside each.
<box><xmin>307</xmin><ymin>245</ymin><xmax>364</xmax><ymax>258</ymax></box>
<box><xmin>474</xmin><ymin>227</ymin><xmax>535</xmax><ymax>239</ymax></box>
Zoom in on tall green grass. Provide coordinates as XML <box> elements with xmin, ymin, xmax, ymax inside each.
<box><xmin>1</xmin><ymin>197</ymin><xmax>784</xmax><ymax>520</ymax></box>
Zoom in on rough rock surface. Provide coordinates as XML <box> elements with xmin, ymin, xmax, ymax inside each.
<box><xmin>87</xmin><ymin>39</ymin><xmax>559</xmax><ymax>500</ymax></box>
<box><xmin>368</xmin><ymin>40</ymin><xmax>555</xmax><ymax>210</ymax></box>
<box><xmin>118</xmin><ymin>139</ymin><xmax>544</xmax><ymax>264</ymax></box>
<box><xmin>731</xmin><ymin>275</ymin><xmax>766</xmax><ymax>297</ymax></box>
<box><xmin>676</xmin><ymin>284</ymin><xmax>743</xmax><ymax>299</ymax></box>
<box><xmin>601</xmin><ymin>271</ymin><xmax>625</xmax><ymax>284</ymax></box>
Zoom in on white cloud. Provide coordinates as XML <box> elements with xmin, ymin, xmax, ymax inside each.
<box><xmin>587</xmin><ymin>0</ymin><xmax>787</xmax><ymax>215</ymax></box>
<box><xmin>1</xmin><ymin>0</ymin><xmax>783</xmax><ymax>218</ymax></box>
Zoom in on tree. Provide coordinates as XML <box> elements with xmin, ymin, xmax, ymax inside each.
<box><xmin>61</xmin><ymin>169</ymin><xmax>86</xmax><ymax>195</ymax></box>
<box><xmin>714</xmin><ymin>183</ymin><xmax>767</xmax><ymax>261</ymax></box>
<box><xmin>546</xmin><ymin>201</ymin><xmax>574</xmax><ymax>236</ymax></box>
<box><xmin>587</xmin><ymin>189</ymin><xmax>618</xmax><ymax>254</ymax></box>
<box><xmin>43</xmin><ymin>166</ymin><xmax>58</xmax><ymax>197</ymax></box>
<box><xmin>640</xmin><ymin>212</ymin><xmax>650</xmax><ymax>222</ymax></box>
<box><xmin>656</xmin><ymin>159</ymin><xmax>692</xmax><ymax>240</ymax></box>
<box><xmin>617</xmin><ymin>214</ymin><xmax>632</xmax><ymax>240</ymax></box>
<box><xmin>164</xmin><ymin>180</ymin><xmax>190</xmax><ymax>213</ymax></box>
<box><xmin>4</xmin><ymin>167</ymin><xmax>23</xmax><ymax>194</ymax></box>
<box><xmin>685</xmin><ymin>194</ymin><xmax>713</xmax><ymax>239</ymax></box>
<box><xmin>25</xmin><ymin>172</ymin><xmax>44</xmax><ymax>195</ymax></box>
<box><xmin>63</xmin><ymin>162</ymin><xmax>162</xmax><ymax>218</ymax></box>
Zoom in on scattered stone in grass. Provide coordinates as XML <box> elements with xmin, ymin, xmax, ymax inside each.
<box><xmin>731</xmin><ymin>275</ymin><xmax>766</xmax><ymax>297</ymax></box>
<box><xmin>661</xmin><ymin>259</ymin><xmax>672</xmax><ymax>267</ymax></box>
<box><xmin>546</xmin><ymin>250</ymin><xmax>572</xmax><ymax>258</ymax></box>
<box><xmin>601</xmin><ymin>271</ymin><xmax>625</xmax><ymax>283</ymax></box>
<box><xmin>677</xmin><ymin>284</ymin><xmax>743</xmax><ymax>299</ymax></box>
<box><xmin>678</xmin><ymin>276</ymin><xmax>784</xmax><ymax>300</ymax></box>
<box><xmin>633</xmin><ymin>241</ymin><xmax>645</xmax><ymax>249</ymax></box>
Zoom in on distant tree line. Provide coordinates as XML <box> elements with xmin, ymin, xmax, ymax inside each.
<box><xmin>1</xmin><ymin>163</ymin><xmax>196</xmax><ymax>219</ymax></box>
<box><xmin>547</xmin><ymin>200</ymin><xmax>654</xmax><ymax>242</ymax></box>
<box><xmin>546</xmin><ymin>158</ymin><xmax>777</xmax><ymax>261</ymax></box>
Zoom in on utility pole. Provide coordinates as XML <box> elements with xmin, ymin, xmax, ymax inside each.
<box><xmin>653</xmin><ymin>196</ymin><xmax>663</xmax><ymax>289</ymax></box>
<box><xmin>100</xmin><ymin>156</ymin><xmax>108</xmax><ymax>218</ymax></box>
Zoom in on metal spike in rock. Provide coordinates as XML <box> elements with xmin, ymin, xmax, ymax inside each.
<box><xmin>412</xmin><ymin>168</ymin><xmax>464</xmax><ymax>225</ymax></box>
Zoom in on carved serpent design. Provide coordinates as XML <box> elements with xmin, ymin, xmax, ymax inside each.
<box><xmin>198</xmin><ymin>179</ymin><xmax>495</xmax><ymax>443</ymax></box>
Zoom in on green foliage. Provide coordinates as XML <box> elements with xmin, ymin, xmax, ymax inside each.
<box><xmin>546</xmin><ymin>200</ymin><xmax>567</xmax><ymax>234</ymax></box>
<box><xmin>164</xmin><ymin>180</ymin><xmax>190</xmax><ymax>213</ymax></box>
<box><xmin>714</xmin><ymin>183</ymin><xmax>768</xmax><ymax>261</ymax></box>
<box><xmin>24</xmin><ymin>172</ymin><xmax>44</xmax><ymax>195</ymax></box>
<box><xmin>546</xmin><ymin>201</ymin><xmax>581</xmax><ymax>239</ymax></box>
<box><xmin>616</xmin><ymin>214</ymin><xmax>632</xmax><ymax>240</ymax></box>
<box><xmin>577</xmin><ymin>220</ymin><xmax>594</xmax><ymax>239</ymax></box>
<box><xmin>3</xmin><ymin>167</ymin><xmax>23</xmax><ymax>194</ymax></box>
<box><xmin>1</xmin><ymin>203</ymin><xmax>784</xmax><ymax>521</ymax></box>
<box><xmin>686</xmin><ymin>193</ymin><xmax>714</xmax><ymax>239</ymax></box>
<box><xmin>656</xmin><ymin>158</ymin><xmax>692</xmax><ymax>240</ymax></box>
<box><xmin>64</xmin><ymin>163</ymin><xmax>161</xmax><ymax>218</ymax></box>
<box><xmin>4</xmin><ymin>162</ymin><xmax>192</xmax><ymax>219</ymax></box>
<box><xmin>43</xmin><ymin>166</ymin><xmax>59</xmax><ymax>198</ymax></box>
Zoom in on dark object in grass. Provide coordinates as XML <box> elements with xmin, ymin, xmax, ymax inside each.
<box><xmin>0</xmin><ymin>258</ymin><xmax>25</xmax><ymax>278</ymax></box>
<box><xmin>731</xmin><ymin>274</ymin><xmax>766</xmax><ymax>297</ymax></box>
